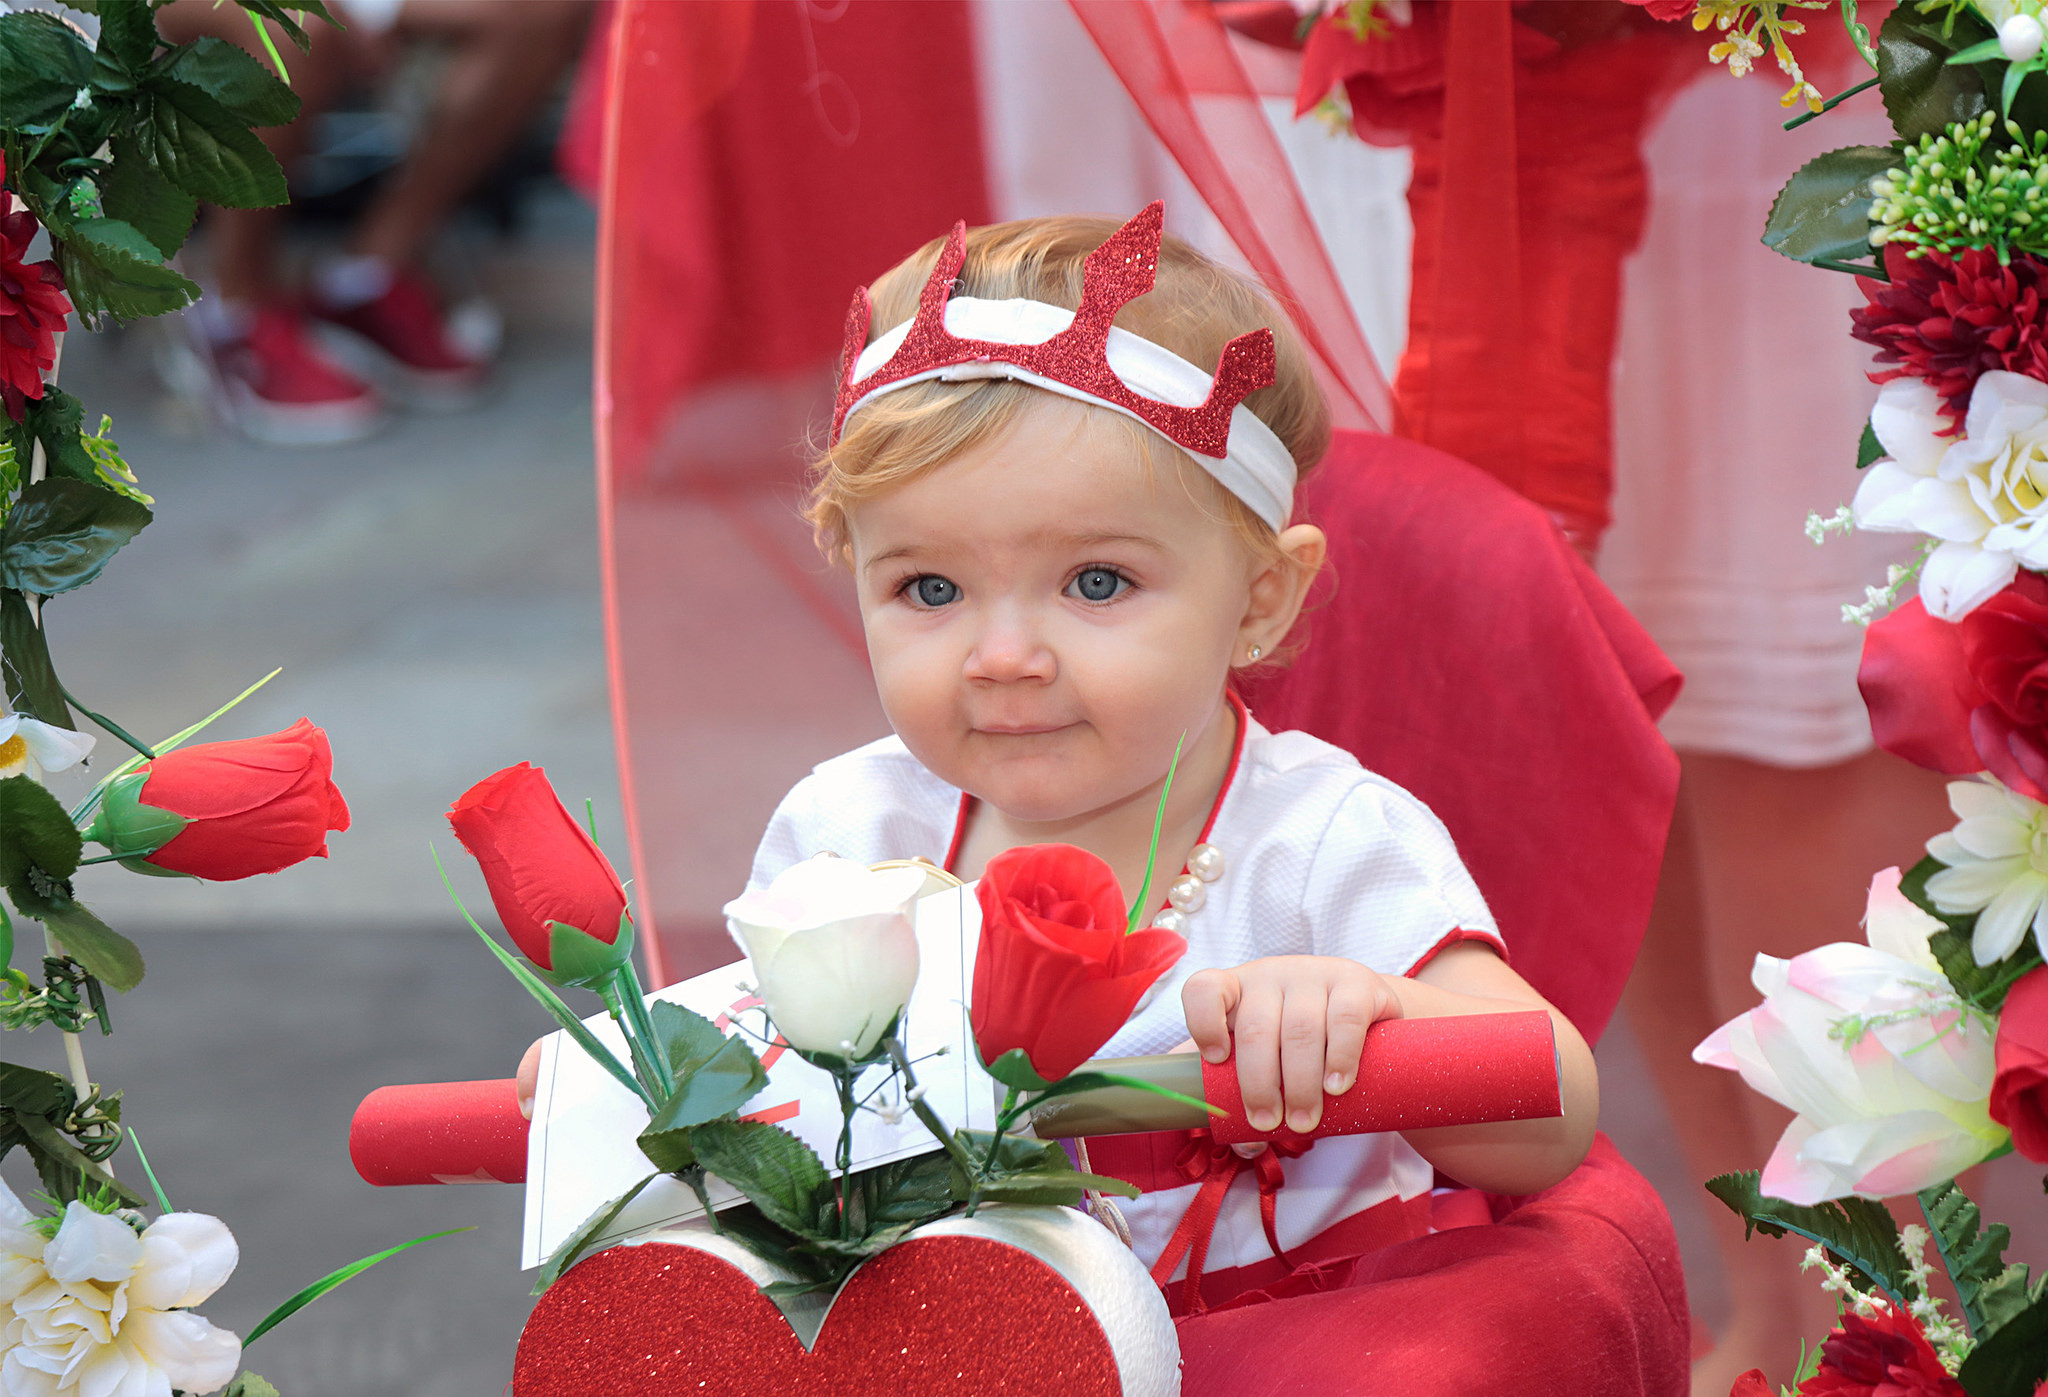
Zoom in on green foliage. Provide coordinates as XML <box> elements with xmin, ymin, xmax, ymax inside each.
<box><xmin>0</xmin><ymin>478</ymin><xmax>153</xmax><ymax>596</ymax></box>
<box><xmin>690</xmin><ymin>1119</ymin><xmax>831</xmax><ymax>1239</ymax></box>
<box><xmin>0</xmin><ymin>12</ymin><xmax>95</xmax><ymax>128</ymax></box>
<box><xmin>984</xmin><ymin>1047</ymin><xmax>1053</xmax><ymax>1091</ymax></box>
<box><xmin>231</xmin><ymin>0</ymin><xmax>344</xmax><ymax>55</ymax></box>
<box><xmin>536</xmin><ymin>1174</ymin><xmax>658</xmax><ymax>1295</ymax></box>
<box><xmin>0</xmin><ymin>773</ymin><xmax>83</xmax><ymax>896</ymax></box>
<box><xmin>97</xmin><ymin>138</ymin><xmax>196</xmax><ymax>262</ymax></box>
<box><xmin>636</xmin><ymin>1034</ymin><xmax>767</xmax><ymax>1173</ymax></box>
<box><xmin>1957</xmin><ymin>1287</ymin><xmax>2048</xmax><ymax>1397</ymax></box>
<box><xmin>1900</xmin><ymin>855</ymin><xmax>2045</xmax><ymax>1011</ymax></box>
<box><xmin>36</xmin><ymin>904</ymin><xmax>142</xmax><ymax>993</ymax></box>
<box><xmin>138</xmin><ymin>80</ymin><xmax>288</xmax><ymax>209</ymax></box>
<box><xmin>79</xmin><ymin>415</ymin><xmax>152</xmax><ymax>506</ymax></box>
<box><xmin>1706</xmin><ymin>1170</ymin><xmax>1919</xmax><ymax>1305</ymax></box>
<box><xmin>1918</xmin><ymin>1180</ymin><xmax>2033</xmax><ymax>1337</ymax></box>
<box><xmin>0</xmin><ymin>1061</ymin><xmax>144</xmax><ymax>1209</ymax></box>
<box><xmin>243</xmin><ymin>1228</ymin><xmax>470</xmax><ymax>1347</ymax></box>
<box><xmin>1763</xmin><ymin>145</ymin><xmax>1897</xmax><ymax>268</ymax></box>
<box><xmin>1856</xmin><ymin>419</ymin><xmax>1885</xmax><ymax>469</ymax></box>
<box><xmin>158</xmin><ymin>38</ymin><xmax>301</xmax><ymax>127</ymax></box>
<box><xmin>7</xmin><ymin>389</ymin><xmax>107</xmax><ymax>492</ymax></box>
<box><xmin>650</xmin><ymin>999</ymin><xmax>731</xmax><ymax>1079</ymax></box>
<box><xmin>1871</xmin><ymin>113</ymin><xmax>2048</xmax><ymax>262</ymax></box>
<box><xmin>222</xmin><ymin>1374</ymin><xmax>281</xmax><ymax>1397</ymax></box>
<box><xmin>1878</xmin><ymin>4</ymin><xmax>1990</xmax><ymax>141</ymax></box>
<box><xmin>0</xmin><ymin>588</ymin><xmax>70</xmax><ymax>727</ymax></box>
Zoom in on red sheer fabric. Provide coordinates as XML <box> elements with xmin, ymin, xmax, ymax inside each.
<box><xmin>1065</xmin><ymin>0</ymin><xmax>1393</xmax><ymax>433</ymax></box>
<box><xmin>580</xmin><ymin>0</ymin><xmax>990</xmax><ymax>980</ymax></box>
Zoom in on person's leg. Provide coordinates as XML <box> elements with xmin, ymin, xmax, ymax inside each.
<box><xmin>347</xmin><ymin>0</ymin><xmax>592</xmax><ymax>268</ymax></box>
<box><xmin>1625</xmin><ymin>748</ymin><xmax>1955</xmax><ymax>1396</ymax></box>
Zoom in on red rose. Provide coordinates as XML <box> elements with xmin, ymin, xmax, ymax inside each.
<box><xmin>971</xmin><ymin>843</ymin><xmax>1186</xmax><ymax>1082</ymax></box>
<box><xmin>1730</xmin><ymin>1372</ymin><xmax>1774</xmax><ymax>1397</ymax></box>
<box><xmin>1623</xmin><ymin>0</ymin><xmax>1698</xmax><ymax>19</ymax></box>
<box><xmin>447</xmin><ymin>762</ymin><xmax>631</xmax><ymax>985</ymax></box>
<box><xmin>0</xmin><ymin>185</ymin><xmax>71</xmax><ymax>422</ymax></box>
<box><xmin>1860</xmin><ymin>574</ymin><xmax>2048</xmax><ymax>798</ymax></box>
<box><xmin>90</xmin><ymin>719</ymin><xmax>350</xmax><ymax>880</ymax></box>
<box><xmin>1797</xmin><ymin>1307</ymin><xmax>1963</xmax><ymax>1397</ymax></box>
<box><xmin>1991</xmin><ymin>966</ymin><xmax>2048</xmax><ymax>1163</ymax></box>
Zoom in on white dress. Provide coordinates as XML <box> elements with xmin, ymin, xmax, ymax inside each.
<box><xmin>745</xmin><ymin>706</ymin><xmax>1502</xmax><ymax>1279</ymax></box>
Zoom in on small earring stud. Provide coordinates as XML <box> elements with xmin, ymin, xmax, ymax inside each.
<box><xmin>1246</xmin><ymin>644</ymin><xmax>1264</xmax><ymax>662</ymax></box>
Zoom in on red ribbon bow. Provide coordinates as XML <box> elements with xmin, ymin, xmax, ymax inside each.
<box><xmin>1148</xmin><ymin>1129</ymin><xmax>1307</xmax><ymax>1316</ymax></box>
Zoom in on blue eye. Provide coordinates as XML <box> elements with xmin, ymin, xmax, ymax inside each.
<box><xmin>1067</xmin><ymin>567</ymin><xmax>1128</xmax><ymax>603</ymax></box>
<box><xmin>911</xmin><ymin>575</ymin><xmax>960</xmax><ymax>607</ymax></box>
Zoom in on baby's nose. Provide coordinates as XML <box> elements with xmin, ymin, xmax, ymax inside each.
<box><xmin>964</xmin><ymin>612</ymin><xmax>1056</xmax><ymax>683</ymax></box>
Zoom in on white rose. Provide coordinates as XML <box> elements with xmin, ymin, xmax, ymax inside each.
<box><xmin>722</xmin><ymin>856</ymin><xmax>927</xmax><ymax>1059</ymax></box>
<box><xmin>0</xmin><ymin>1178</ymin><xmax>243</xmax><ymax>1397</ymax></box>
<box><xmin>1691</xmin><ymin>870</ymin><xmax>2007</xmax><ymax>1204</ymax></box>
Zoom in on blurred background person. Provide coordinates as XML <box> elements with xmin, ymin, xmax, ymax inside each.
<box><xmin>155</xmin><ymin>0</ymin><xmax>593</xmax><ymax>443</ymax></box>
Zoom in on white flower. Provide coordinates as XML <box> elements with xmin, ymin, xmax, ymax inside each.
<box><xmin>2002</xmin><ymin>12</ymin><xmax>2045</xmax><ymax>61</ymax></box>
<box><xmin>1923</xmin><ymin>776</ymin><xmax>2048</xmax><ymax>965</ymax></box>
<box><xmin>0</xmin><ymin>1177</ymin><xmax>242</xmax><ymax>1397</ymax></box>
<box><xmin>1692</xmin><ymin>869</ymin><xmax>2007</xmax><ymax>1204</ymax></box>
<box><xmin>722</xmin><ymin>856</ymin><xmax>927</xmax><ymax>1059</ymax></box>
<box><xmin>0</xmin><ymin>706</ymin><xmax>95</xmax><ymax>782</ymax></box>
<box><xmin>1850</xmin><ymin>372</ymin><xmax>2048</xmax><ymax>619</ymax></box>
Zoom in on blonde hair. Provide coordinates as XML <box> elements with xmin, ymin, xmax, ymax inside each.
<box><xmin>805</xmin><ymin>215</ymin><xmax>1330</xmax><ymax>573</ymax></box>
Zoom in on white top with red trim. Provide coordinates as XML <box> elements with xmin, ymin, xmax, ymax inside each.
<box><xmin>743</xmin><ymin>706</ymin><xmax>1501</xmax><ymax>1279</ymax></box>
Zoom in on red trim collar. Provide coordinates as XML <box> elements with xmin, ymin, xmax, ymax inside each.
<box><xmin>943</xmin><ymin>690</ymin><xmax>1251</xmax><ymax>887</ymax></box>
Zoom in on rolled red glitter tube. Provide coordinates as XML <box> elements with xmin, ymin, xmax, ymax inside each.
<box><xmin>349</xmin><ymin>1078</ymin><xmax>529</xmax><ymax>1185</ymax></box>
<box><xmin>1027</xmin><ymin>1010</ymin><xmax>1561</xmax><ymax>1144</ymax></box>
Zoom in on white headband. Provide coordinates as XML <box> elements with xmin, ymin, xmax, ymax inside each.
<box><xmin>841</xmin><ymin>297</ymin><xmax>1297</xmax><ymax>532</ymax></box>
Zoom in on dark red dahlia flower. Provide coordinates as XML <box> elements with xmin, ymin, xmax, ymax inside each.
<box><xmin>1797</xmin><ymin>1307</ymin><xmax>1962</xmax><ymax>1397</ymax></box>
<box><xmin>0</xmin><ymin>186</ymin><xmax>70</xmax><ymax>423</ymax></box>
<box><xmin>1851</xmin><ymin>243</ymin><xmax>2048</xmax><ymax>434</ymax></box>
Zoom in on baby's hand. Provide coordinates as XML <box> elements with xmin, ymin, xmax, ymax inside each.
<box><xmin>516</xmin><ymin>1037</ymin><xmax>544</xmax><ymax>1119</ymax></box>
<box><xmin>1181</xmin><ymin>956</ymin><xmax>1402</xmax><ymax>1134</ymax></box>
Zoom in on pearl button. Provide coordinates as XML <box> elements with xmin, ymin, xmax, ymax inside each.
<box><xmin>1151</xmin><ymin>908</ymin><xmax>1190</xmax><ymax>935</ymax></box>
<box><xmin>1167</xmin><ymin>875</ymin><xmax>1206</xmax><ymax>913</ymax></box>
<box><xmin>1189</xmin><ymin>843</ymin><xmax>1224</xmax><ymax>882</ymax></box>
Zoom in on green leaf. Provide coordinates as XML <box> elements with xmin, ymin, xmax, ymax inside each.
<box><xmin>0</xmin><ymin>774</ymin><xmax>84</xmax><ymax>890</ymax></box>
<box><xmin>847</xmin><ymin>1153</ymin><xmax>956</xmax><ymax>1235</ymax></box>
<box><xmin>1856</xmin><ymin>419</ymin><xmax>1885</xmax><ymax>470</ymax></box>
<box><xmin>637</xmin><ymin>1035</ymin><xmax>767</xmax><ymax>1171</ymax></box>
<box><xmin>534</xmin><ymin>1175</ymin><xmax>657</xmax><ymax>1295</ymax></box>
<box><xmin>1762</xmin><ymin>146</ymin><xmax>1897</xmax><ymax>266</ymax></box>
<box><xmin>232</xmin><ymin>0</ymin><xmax>343</xmax><ymax>54</ymax></box>
<box><xmin>10</xmin><ymin>1112</ymin><xmax>144</xmax><ymax>1209</ymax></box>
<box><xmin>1956</xmin><ymin>1289</ymin><xmax>2048</xmax><ymax>1397</ymax></box>
<box><xmin>0</xmin><ymin>1061</ymin><xmax>74</xmax><ymax>1120</ymax></box>
<box><xmin>139</xmin><ymin>79</ymin><xmax>288</xmax><ymax>208</ymax></box>
<box><xmin>1900</xmin><ymin>855</ymin><xmax>2045</xmax><ymax>1011</ymax></box>
<box><xmin>970</xmin><ymin>1169</ymin><xmax>1139</xmax><ymax>1207</ymax></box>
<box><xmin>0</xmin><ymin>588</ymin><xmax>70</xmax><ymax>727</ymax></box>
<box><xmin>1918</xmin><ymin>1180</ymin><xmax>2033</xmax><ymax>1337</ymax></box>
<box><xmin>689</xmin><ymin>1118</ymin><xmax>830</xmax><ymax>1238</ymax></box>
<box><xmin>650</xmin><ymin>1000</ymin><xmax>731</xmax><ymax>1079</ymax></box>
<box><xmin>0</xmin><ymin>478</ymin><xmax>153</xmax><ymax>596</ymax></box>
<box><xmin>158</xmin><ymin>37</ymin><xmax>300</xmax><ymax>126</ymax></box>
<box><xmin>1705</xmin><ymin>1171</ymin><xmax>1916</xmax><ymax>1304</ymax></box>
<box><xmin>221</xmin><ymin>1374</ymin><xmax>281</xmax><ymax>1397</ymax></box>
<box><xmin>100</xmin><ymin>135</ymin><xmax>197</xmax><ymax>258</ymax></box>
<box><xmin>983</xmin><ymin>1048</ymin><xmax>1052</xmax><ymax>1092</ymax></box>
<box><xmin>0</xmin><ymin>11</ymin><xmax>96</xmax><ymax>127</ymax></box>
<box><xmin>538</xmin><ymin>915</ymin><xmax>634</xmax><ymax>990</ymax></box>
<box><xmin>244</xmin><ymin>1228</ymin><xmax>469</xmax><ymax>1346</ymax></box>
<box><xmin>13</xmin><ymin>389</ymin><xmax>101</xmax><ymax>491</ymax></box>
<box><xmin>93</xmin><ymin>1</ymin><xmax>161</xmax><ymax>75</ymax></box>
<box><xmin>1940</xmin><ymin>36</ymin><xmax>2005</xmax><ymax>66</ymax></box>
<box><xmin>39</xmin><ymin>902</ymin><xmax>143</xmax><ymax>993</ymax></box>
<box><xmin>53</xmin><ymin>215</ymin><xmax>202</xmax><ymax>324</ymax></box>
<box><xmin>1880</xmin><ymin>6</ymin><xmax>1994</xmax><ymax>140</ymax></box>
<box><xmin>1127</xmin><ymin>730</ymin><xmax>1184</xmax><ymax>934</ymax></box>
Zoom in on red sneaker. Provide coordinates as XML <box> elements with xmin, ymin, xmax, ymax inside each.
<box><xmin>311</xmin><ymin>268</ymin><xmax>490</xmax><ymax>407</ymax></box>
<box><xmin>217</xmin><ymin>307</ymin><xmax>386</xmax><ymax>446</ymax></box>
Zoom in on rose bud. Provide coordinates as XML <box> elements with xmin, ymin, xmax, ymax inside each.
<box><xmin>89</xmin><ymin>719</ymin><xmax>350</xmax><ymax>881</ymax></box>
<box><xmin>447</xmin><ymin>763</ymin><xmax>633</xmax><ymax>989</ymax></box>
<box><xmin>1990</xmin><ymin>965</ymin><xmax>2048</xmax><ymax>1163</ymax></box>
<box><xmin>971</xmin><ymin>844</ymin><xmax>1186</xmax><ymax>1084</ymax></box>
<box><xmin>723</xmin><ymin>856</ymin><xmax>926</xmax><ymax>1063</ymax></box>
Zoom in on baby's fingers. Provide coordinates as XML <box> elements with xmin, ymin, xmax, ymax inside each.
<box><xmin>1228</xmin><ymin>982</ymin><xmax>1287</xmax><ymax>1132</ymax></box>
<box><xmin>1321</xmin><ymin>976</ymin><xmax>1382</xmax><ymax>1096</ymax></box>
<box><xmin>1181</xmin><ymin>969</ymin><xmax>1241</xmax><ymax>1065</ymax></box>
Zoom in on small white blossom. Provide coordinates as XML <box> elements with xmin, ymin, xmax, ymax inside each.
<box><xmin>0</xmin><ymin>706</ymin><xmax>95</xmax><ymax>782</ymax></box>
<box><xmin>1924</xmin><ymin>777</ymin><xmax>2048</xmax><ymax>965</ymax></box>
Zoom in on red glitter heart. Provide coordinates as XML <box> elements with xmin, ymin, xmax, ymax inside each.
<box><xmin>514</xmin><ymin>1232</ymin><xmax>1129</xmax><ymax>1395</ymax></box>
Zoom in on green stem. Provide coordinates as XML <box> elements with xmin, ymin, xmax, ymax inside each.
<box><xmin>598</xmin><ymin>979</ymin><xmax>667</xmax><ymax>1100</ymax></box>
<box><xmin>1782</xmin><ymin>74</ymin><xmax>1880</xmax><ymax>130</ymax></box>
<box><xmin>834</xmin><ymin>1068</ymin><xmax>858</xmax><ymax>1240</ymax></box>
<box><xmin>74</xmin><ymin>852</ymin><xmax>134</xmax><ymax>866</ymax></box>
<box><xmin>682</xmin><ymin>1165</ymin><xmax>722</xmax><ymax>1236</ymax></box>
<box><xmin>1811</xmin><ymin>256</ymin><xmax>1887</xmax><ymax>279</ymax></box>
<box><xmin>613</xmin><ymin>963</ymin><xmax>674</xmax><ymax>1098</ymax></box>
<box><xmin>980</xmin><ymin>1088</ymin><xmax>1019</xmax><ymax>1176</ymax></box>
<box><xmin>58</xmin><ymin>684</ymin><xmax>156</xmax><ymax>761</ymax></box>
<box><xmin>888</xmin><ymin>1039</ymin><xmax>978</xmax><ymax>1177</ymax></box>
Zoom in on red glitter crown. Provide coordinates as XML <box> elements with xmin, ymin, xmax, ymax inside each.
<box><xmin>831</xmin><ymin>202</ymin><xmax>1277</xmax><ymax>458</ymax></box>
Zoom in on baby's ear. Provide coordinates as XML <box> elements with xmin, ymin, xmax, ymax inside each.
<box><xmin>1240</xmin><ymin>524</ymin><xmax>1326</xmax><ymax>651</ymax></box>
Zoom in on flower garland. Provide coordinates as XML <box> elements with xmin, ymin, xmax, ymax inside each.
<box><xmin>1</xmin><ymin>7</ymin><xmax>461</xmax><ymax>1395</ymax></box>
<box><xmin>1600</xmin><ymin>2</ymin><xmax>2048</xmax><ymax>1394</ymax></box>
